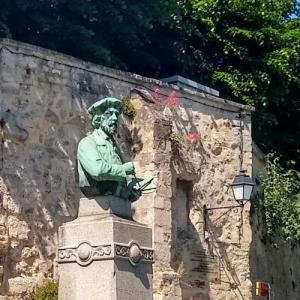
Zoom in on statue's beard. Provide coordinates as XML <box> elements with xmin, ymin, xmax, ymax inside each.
<box><xmin>100</xmin><ymin>122</ymin><xmax>117</xmax><ymax>136</ymax></box>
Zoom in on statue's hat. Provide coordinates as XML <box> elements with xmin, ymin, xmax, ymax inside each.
<box><xmin>87</xmin><ymin>97</ymin><xmax>122</xmax><ymax>116</ymax></box>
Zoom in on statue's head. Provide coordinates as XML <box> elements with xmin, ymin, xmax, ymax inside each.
<box><xmin>88</xmin><ymin>98</ymin><xmax>122</xmax><ymax>136</ymax></box>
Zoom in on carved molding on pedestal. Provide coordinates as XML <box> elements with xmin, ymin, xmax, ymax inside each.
<box><xmin>115</xmin><ymin>241</ymin><xmax>154</xmax><ymax>266</ymax></box>
<box><xmin>58</xmin><ymin>241</ymin><xmax>112</xmax><ymax>266</ymax></box>
<box><xmin>58</xmin><ymin>241</ymin><xmax>154</xmax><ymax>267</ymax></box>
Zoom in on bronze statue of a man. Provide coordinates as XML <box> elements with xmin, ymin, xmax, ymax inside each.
<box><xmin>77</xmin><ymin>97</ymin><xmax>141</xmax><ymax>202</ymax></box>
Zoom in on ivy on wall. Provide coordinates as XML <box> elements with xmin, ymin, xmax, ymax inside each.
<box><xmin>259</xmin><ymin>155</ymin><xmax>300</xmax><ymax>246</ymax></box>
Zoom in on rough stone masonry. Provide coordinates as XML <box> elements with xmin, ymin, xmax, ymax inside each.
<box><xmin>0</xmin><ymin>39</ymin><xmax>254</xmax><ymax>300</ymax></box>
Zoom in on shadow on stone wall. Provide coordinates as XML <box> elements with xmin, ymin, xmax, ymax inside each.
<box><xmin>206</xmin><ymin>209</ymin><xmax>248</xmax><ymax>300</ymax></box>
<box><xmin>249</xmin><ymin>210</ymin><xmax>300</xmax><ymax>300</ymax></box>
<box><xmin>0</xmin><ymin>61</ymin><xmax>133</xmax><ymax>296</ymax></box>
<box><xmin>166</xmin><ymin>106</ymin><xmax>211</xmax><ymax>300</ymax></box>
<box><xmin>170</xmin><ymin>179</ymin><xmax>211</xmax><ymax>300</ymax></box>
<box><xmin>165</xmin><ymin>104</ymin><xmax>250</xmax><ymax>300</ymax></box>
<box><xmin>0</xmin><ymin>110</ymin><xmax>86</xmax><ymax>296</ymax></box>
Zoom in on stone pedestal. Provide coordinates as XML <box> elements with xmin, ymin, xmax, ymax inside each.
<box><xmin>58</xmin><ymin>197</ymin><xmax>154</xmax><ymax>300</ymax></box>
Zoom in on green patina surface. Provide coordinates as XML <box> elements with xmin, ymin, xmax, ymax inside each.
<box><xmin>77</xmin><ymin>97</ymin><xmax>148</xmax><ymax>202</ymax></box>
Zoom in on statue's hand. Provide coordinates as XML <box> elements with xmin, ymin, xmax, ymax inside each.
<box><xmin>129</xmin><ymin>187</ymin><xmax>142</xmax><ymax>202</ymax></box>
<box><xmin>123</xmin><ymin>162</ymin><xmax>135</xmax><ymax>175</ymax></box>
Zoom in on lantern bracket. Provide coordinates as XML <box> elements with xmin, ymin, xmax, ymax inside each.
<box><xmin>203</xmin><ymin>204</ymin><xmax>244</xmax><ymax>240</ymax></box>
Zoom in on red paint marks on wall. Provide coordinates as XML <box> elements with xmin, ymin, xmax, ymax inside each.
<box><xmin>165</xmin><ymin>91</ymin><xmax>180</xmax><ymax>106</ymax></box>
<box><xmin>187</xmin><ymin>132</ymin><xmax>201</xmax><ymax>143</ymax></box>
<box><xmin>154</xmin><ymin>88</ymin><xmax>161</xmax><ymax>104</ymax></box>
<box><xmin>153</xmin><ymin>88</ymin><xmax>180</xmax><ymax>106</ymax></box>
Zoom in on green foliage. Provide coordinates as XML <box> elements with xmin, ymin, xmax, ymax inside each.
<box><xmin>28</xmin><ymin>280</ymin><xmax>58</xmax><ymax>300</ymax></box>
<box><xmin>0</xmin><ymin>0</ymin><xmax>177</xmax><ymax>75</ymax></box>
<box><xmin>121</xmin><ymin>97</ymin><xmax>136</xmax><ymax>119</ymax></box>
<box><xmin>184</xmin><ymin>0</ymin><xmax>300</xmax><ymax>169</ymax></box>
<box><xmin>259</xmin><ymin>155</ymin><xmax>300</xmax><ymax>245</ymax></box>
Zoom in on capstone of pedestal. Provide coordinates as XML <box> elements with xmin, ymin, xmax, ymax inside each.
<box><xmin>77</xmin><ymin>196</ymin><xmax>132</xmax><ymax>219</ymax></box>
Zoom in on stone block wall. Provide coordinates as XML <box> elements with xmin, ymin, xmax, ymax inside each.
<box><xmin>0</xmin><ymin>39</ymin><xmax>253</xmax><ymax>299</ymax></box>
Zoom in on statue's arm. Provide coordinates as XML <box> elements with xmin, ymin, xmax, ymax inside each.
<box><xmin>77</xmin><ymin>138</ymin><xmax>126</xmax><ymax>181</ymax></box>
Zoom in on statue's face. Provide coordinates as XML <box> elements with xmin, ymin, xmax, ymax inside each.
<box><xmin>98</xmin><ymin>107</ymin><xmax>120</xmax><ymax>136</ymax></box>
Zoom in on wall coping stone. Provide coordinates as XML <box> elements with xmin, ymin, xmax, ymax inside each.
<box><xmin>0</xmin><ymin>38</ymin><xmax>254</xmax><ymax>113</ymax></box>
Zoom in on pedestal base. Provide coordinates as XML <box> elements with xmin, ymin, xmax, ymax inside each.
<box><xmin>58</xmin><ymin>198</ymin><xmax>154</xmax><ymax>300</ymax></box>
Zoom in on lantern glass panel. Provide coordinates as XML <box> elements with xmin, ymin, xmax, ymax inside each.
<box><xmin>233</xmin><ymin>185</ymin><xmax>244</xmax><ymax>201</ymax></box>
<box><xmin>244</xmin><ymin>184</ymin><xmax>253</xmax><ymax>200</ymax></box>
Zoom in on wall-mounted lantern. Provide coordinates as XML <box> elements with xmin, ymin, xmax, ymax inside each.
<box><xmin>203</xmin><ymin>170</ymin><xmax>255</xmax><ymax>239</ymax></box>
<box><xmin>230</xmin><ymin>170</ymin><xmax>255</xmax><ymax>206</ymax></box>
